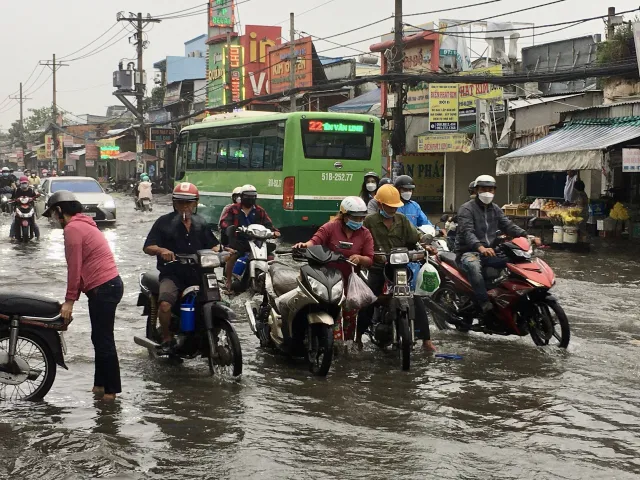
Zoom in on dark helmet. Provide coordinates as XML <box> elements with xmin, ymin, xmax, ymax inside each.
<box><xmin>364</xmin><ymin>171</ymin><xmax>380</xmax><ymax>182</ymax></box>
<box><xmin>468</xmin><ymin>181</ymin><xmax>476</xmax><ymax>193</ymax></box>
<box><xmin>394</xmin><ymin>175</ymin><xmax>416</xmax><ymax>190</ymax></box>
<box><xmin>42</xmin><ymin>190</ymin><xmax>80</xmax><ymax>217</ymax></box>
<box><xmin>378</xmin><ymin>177</ymin><xmax>393</xmax><ymax>188</ymax></box>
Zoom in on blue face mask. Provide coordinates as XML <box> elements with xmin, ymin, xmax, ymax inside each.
<box><xmin>346</xmin><ymin>219</ymin><xmax>363</xmax><ymax>230</ymax></box>
<box><xmin>379</xmin><ymin>208</ymin><xmax>394</xmax><ymax>219</ymax></box>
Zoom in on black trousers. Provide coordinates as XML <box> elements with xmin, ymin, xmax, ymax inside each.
<box><xmin>356</xmin><ymin>269</ymin><xmax>431</xmax><ymax>341</ymax></box>
<box><xmin>86</xmin><ymin>276</ymin><xmax>124</xmax><ymax>394</ymax></box>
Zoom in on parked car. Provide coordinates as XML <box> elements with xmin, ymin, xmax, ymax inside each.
<box><xmin>35</xmin><ymin>176</ymin><xmax>116</xmax><ymax>225</ymax></box>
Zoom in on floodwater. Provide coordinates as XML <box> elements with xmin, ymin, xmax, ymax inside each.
<box><xmin>1</xmin><ymin>195</ymin><xmax>639</xmax><ymax>479</ymax></box>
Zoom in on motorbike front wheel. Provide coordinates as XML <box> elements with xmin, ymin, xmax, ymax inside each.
<box><xmin>307</xmin><ymin>324</ymin><xmax>334</xmax><ymax>377</ymax></box>
<box><xmin>0</xmin><ymin>331</ymin><xmax>57</xmax><ymax>401</ymax></box>
<box><xmin>21</xmin><ymin>225</ymin><xmax>30</xmax><ymax>243</ymax></box>
<box><xmin>207</xmin><ymin>320</ymin><xmax>242</xmax><ymax>378</ymax></box>
<box><xmin>397</xmin><ymin>314</ymin><xmax>411</xmax><ymax>371</ymax></box>
<box><xmin>529</xmin><ymin>298</ymin><xmax>571</xmax><ymax>348</ymax></box>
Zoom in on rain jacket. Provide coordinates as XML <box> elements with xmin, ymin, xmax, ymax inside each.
<box><xmin>137</xmin><ymin>181</ymin><xmax>153</xmax><ymax>200</ymax></box>
<box><xmin>397</xmin><ymin>200</ymin><xmax>432</xmax><ymax>227</ymax></box>
<box><xmin>455</xmin><ymin>198</ymin><xmax>527</xmax><ymax>254</ymax></box>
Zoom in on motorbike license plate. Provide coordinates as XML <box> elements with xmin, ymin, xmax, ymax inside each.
<box><xmin>21</xmin><ymin>220</ymin><xmax>29</xmax><ymax>227</ymax></box>
<box><xmin>85</xmin><ymin>212</ymin><xmax>96</xmax><ymax>217</ymax></box>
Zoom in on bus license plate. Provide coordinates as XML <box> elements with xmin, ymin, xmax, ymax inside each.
<box><xmin>85</xmin><ymin>212</ymin><xmax>96</xmax><ymax>217</ymax></box>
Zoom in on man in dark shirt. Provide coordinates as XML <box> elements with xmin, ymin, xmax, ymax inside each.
<box><xmin>220</xmin><ymin>184</ymin><xmax>279</xmax><ymax>291</ymax></box>
<box><xmin>143</xmin><ymin>182</ymin><xmax>220</xmax><ymax>351</ymax></box>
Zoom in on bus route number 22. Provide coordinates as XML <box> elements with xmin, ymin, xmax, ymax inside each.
<box><xmin>321</xmin><ymin>173</ymin><xmax>353</xmax><ymax>182</ymax></box>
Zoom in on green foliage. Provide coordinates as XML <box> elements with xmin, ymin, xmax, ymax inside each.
<box><xmin>597</xmin><ymin>21</ymin><xmax>637</xmax><ymax>66</ymax></box>
<box><xmin>24</xmin><ymin>107</ymin><xmax>54</xmax><ymax>132</ymax></box>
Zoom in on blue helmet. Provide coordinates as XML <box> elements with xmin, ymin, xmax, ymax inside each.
<box><xmin>141</xmin><ymin>174</ymin><xmax>150</xmax><ymax>182</ymax></box>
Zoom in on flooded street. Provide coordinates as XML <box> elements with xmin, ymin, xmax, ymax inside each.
<box><xmin>1</xmin><ymin>195</ymin><xmax>639</xmax><ymax>480</ymax></box>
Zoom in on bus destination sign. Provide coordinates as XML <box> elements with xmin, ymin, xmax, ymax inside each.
<box><xmin>306</xmin><ymin>121</ymin><xmax>365</xmax><ymax>134</ymax></box>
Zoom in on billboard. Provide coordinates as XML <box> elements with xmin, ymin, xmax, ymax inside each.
<box><xmin>428</xmin><ymin>84</ymin><xmax>459</xmax><ymax>132</ymax></box>
<box><xmin>207</xmin><ymin>42</ymin><xmax>226</xmax><ymax>108</ymax></box>
<box><xmin>268</xmin><ymin>37</ymin><xmax>313</xmax><ymax>95</ymax></box>
<box><xmin>241</xmin><ymin>25</ymin><xmax>282</xmax><ymax>98</ymax></box>
<box><xmin>207</xmin><ymin>42</ymin><xmax>245</xmax><ymax>108</ymax></box>
<box><xmin>209</xmin><ymin>0</ymin><xmax>235</xmax><ymax>28</ymax></box>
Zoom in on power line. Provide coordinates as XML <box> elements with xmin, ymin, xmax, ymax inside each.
<box><xmin>23</xmin><ymin>67</ymin><xmax>49</xmax><ymax>96</ymax></box>
<box><xmin>405</xmin><ymin>0</ymin><xmax>505</xmax><ymax>17</ymax></box>
<box><xmin>154</xmin><ymin>2</ymin><xmax>208</xmax><ymax>18</ymax></box>
<box><xmin>64</xmin><ymin>25</ymin><xmax>130</xmax><ymax>62</ymax></box>
<box><xmin>58</xmin><ymin>22</ymin><xmax>120</xmax><ymax>60</ymax></box>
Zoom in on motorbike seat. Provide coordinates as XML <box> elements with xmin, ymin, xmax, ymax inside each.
<box><xmin>269</xmin><ymin>264</ymin><xmax>299</xmax><ymax>296</ymax></box>
<box><xmin>439</xmin><ymin>251</ymin><xmax>459</xmax><ymax>270</ymax></box>
<box><xmin>0</xmin><ymin>291</ymin><xmax>60</xmax><ymax>318</ymax></box>
<box><xmin>141</xmin><ymin>272</ymin><xmax>160</xmax><ymax>295</ymax></box>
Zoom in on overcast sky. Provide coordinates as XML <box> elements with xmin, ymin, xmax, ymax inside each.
<box><xmin>0</xmin><ymin>0</ymin><xmax>637</xmax><ymax>131</ymax></box>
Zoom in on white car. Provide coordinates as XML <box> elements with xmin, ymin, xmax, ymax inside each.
<box><xmin>35</xmin><ymin>176</ymin><xmax>116</xmax><ymax>224</ymax></box>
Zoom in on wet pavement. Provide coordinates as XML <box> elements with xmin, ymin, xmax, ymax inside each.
<box><xmin>1</xmin><ymin>194</ymin><xmax>639</xmax><ymax>479</ymax></box>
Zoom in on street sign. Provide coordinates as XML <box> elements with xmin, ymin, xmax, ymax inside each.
<box><xmin>623</xmin><ymin>148</ymin><xmax>640</xmax><ymax>172</ymax></box>
<box><xmin>149</xmin><ymin>127</ymin><xmax>175</xmax><ymax>142</ymax></box>
<box><xmin>428</xmin><ymin>84</ymin><xmax>459</xmax><ymax>132</ymax></box>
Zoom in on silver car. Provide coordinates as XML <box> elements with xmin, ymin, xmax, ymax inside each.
<box><xmin>35</xmin><ymin>176</ymin><xmax>116</xmax><ymax>224</ymax></box>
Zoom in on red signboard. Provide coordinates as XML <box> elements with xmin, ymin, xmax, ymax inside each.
<box><xmin>240</xmin><ymin>25</ymin><xmax>282</xmax><ymax>99</ymax></box>
<box><xmin>86</xmin><ymin>144</ymin><xmax>99</xmax><ymax>161</ymax></box>
<box><xmin>268</xmin><ymin>37</ymin><xmax>313</xmax><ymax>95</ymax></box>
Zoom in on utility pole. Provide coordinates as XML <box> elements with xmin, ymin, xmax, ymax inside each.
<box><xmin>289</xmin><ymin>12</ymin><xmax>296</xmax><ymax>112</ymax></box>
<box><xmin>391</xmin><ymin>0</ymin><xmax>405</xmax><ymax>179</ymax></box>
<box><xmin>10</xmin><ymin>83</ymin><xmax>31</xmax><ymax>167</ymax></box>
<box><xmin>226</xmin><ymin>31</ymin><xmax>233</xmax><ymax>107</ymax></box>
<box><xmin>39</xmin><ymin>54</ymin><xmax>68</xmax><ymax>172</ymax></box>
<box><xmin>607</xmin><ymin>7</ymin><xmax>616</xmax><ymax>40</ymax></box>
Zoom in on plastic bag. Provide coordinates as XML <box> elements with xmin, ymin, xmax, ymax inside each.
<box><xmin>414</xmin><ymin>262</ymin><xmax>441</xmax><ymax>296</ymax></box>
<box><xmin>345</xmin><ymin>271</ymin><xmax>378</xmax><ymax>311</ymax></box>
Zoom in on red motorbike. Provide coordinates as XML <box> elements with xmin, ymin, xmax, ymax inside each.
<box><xmin>11</xmin><ymin>195</ymin><xmax>38</xmax><ymax>243</ymax></box>
<box><xmin>423</xmin><ymin>237</ymin><xmax>570</xmax><ymax>348</ymax></box>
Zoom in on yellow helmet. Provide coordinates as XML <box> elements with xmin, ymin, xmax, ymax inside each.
<box><xmin>375</xmin><ymin>184</ymin><xmax>403</xmax><ymax>208</ymax></box>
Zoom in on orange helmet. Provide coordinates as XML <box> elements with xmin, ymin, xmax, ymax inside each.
<box><xmin>172</xmin><ymin>182</ymin><xmax>199</xmax><ymax>202</ymax></box>
<box><xmin>375</xmin><ymin>184</ymin><xmax>403</xmax><ymax>208</ymax></box>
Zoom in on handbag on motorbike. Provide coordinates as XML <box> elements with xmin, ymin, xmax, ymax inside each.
<box><xmin>414</xmin><ymin>261</ymin><xmax>441</xmax><ymax>297</ymax></box>
<box><xmin>345</xmin><ymin>269</ymin><xmax>378</xmax><ymax>311</ymax></box>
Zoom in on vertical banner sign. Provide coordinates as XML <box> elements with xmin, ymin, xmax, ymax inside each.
<box><xmin>207</xmin><ymin>43</ymin><xmax>226</xmax><ymax>108</ymax></box>
<box><xmin>623</xmin><ymin>148</ymin><xmax>640</xmax><ymax>172</ymax></box>
<box><xmin>226</xmin><ymin>45</ymin><xmax>245</xmax><ymax>103</ymax></box>
<box><xmin>209</xmin><ymin>0</ymin><xmax>235</xmax><ymax>28</ymax></box>
<box><xmin>429</xmin><ymin>84</ymin><xmax>459</xmax><ymax>132</ymax></box>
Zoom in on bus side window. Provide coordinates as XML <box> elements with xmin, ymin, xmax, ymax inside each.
<box><xmin>251</xmin><ymin>137</ymin><xmax>265</xmax><ymax>169</ymax></box>
<box><xmin>275</xmin><ymin>136</ymin><xmax>284</xmax><ymax>171</ymax></box>
<box><xmin>187</xmin><ymin>142</ymin><xmax>198</xmax><ymax>169</ymax></box>
<box><xmin>263</xmin><ymin>137</ymin><xmax>277</xmax><ymax>170</ymax></box>
<box><xmin>227</xmin><ymin>139</ymin><xmax>240</xmax><ymax>169</ymax></box>
<box><xmin>176</xmin><ymin>138</ymin><xmax>188</xmax><ymax>180</ymax></box>
<box><xmin>206</xmin><ymin>140</ymin><xmax>218</xmax><ymax>169</ymax></box>
<box><xmin>238</xmin><ymin>139</ymin><xmax>250</xmax><ymax>169</ymax></box>
<box><xmin>218</xmin><ymin>140</ymin><xmax>228</xmax><ymax>170</ymax></box>
<box><xmin>196</xmin><ymin>141</ymin><xmax>207</xmax><ymax>170</ymax></box>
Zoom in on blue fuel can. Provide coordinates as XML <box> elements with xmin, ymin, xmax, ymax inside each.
<box><xmin>180</xmin><ymin>293</ymin><xmax>197</xmax><ymax>333</ymax></box>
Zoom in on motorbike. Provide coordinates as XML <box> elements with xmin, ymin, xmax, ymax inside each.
<box><xmin>364</xmin><ymin>247</ymin><xmax>426</xmax><ymax>371</ymax></box>
<box><xmin>229</xmin><ymin>224</ymin><xmax>277</xmax><ymax>293</ymax></box>
<box><xmin>12</xmin><ymin>196</ymin><xmax>38</xmax><ymax>242</ymax></box>
<box><xmin>0</xmin><ymin>292</ymin><xmax>70</xmax><ymax>400</ymax></box>
<box><xmin>136</xmin><ymin>197</ymin><xmax>153</xmax><ymax>212</ymax></box>
<box><xmin>424</xmin><ymin>237</ymin><xmax>570</xmax><ymax>348</ymax></box>
<box><xmin>134</xmin><ymin>250</ymin><xmax>242</xmax><ymax>377</ymax></box>
<box><xmin>0</xmin><ymin>187</ymin><xmax>13</xmax><ymax>214</ymax></box>
<box><xmin>245</xmin><ymin>245</ymin><xmax>346</xmax><ymax>377</ymax></box>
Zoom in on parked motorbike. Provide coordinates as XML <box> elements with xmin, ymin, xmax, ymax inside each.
<box><xmin>12</xmin><ymin>196</ymin><xmax>38</xmax><ymax>243</ymax></box>
<box><xmin>134</xmin><ymin>250</ymin><xmax>242</xmax><ymax>377</ymax></box>
<box><xmin>425</xmin><ymin>237</ymin><xmax>570</xmax><ymax>348</ymax></box>
<box><xmin>229</xmin><ymin>224</ymin><xmax>277</xmax><ymax>293</ymax></box>
<box><xmin>0</xmin><ymin>292</ymin><xmax>70</xmax><ymax>400</ymax></box>
<box><xmin>364</xmin><ymin>247</ymin><xmax>426</xmax><ymax>371</ymax></box>
<box><xmin>245</xmin><ymin>246</ymin><xmax>346</xmax><ymax>377</ymax></box>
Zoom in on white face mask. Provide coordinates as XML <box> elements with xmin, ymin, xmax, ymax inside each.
<box><xmin>366</xmin><ymin>183</ymin><xmax>377</xmax><ymax>192</ymax></box>
<box><xmin>478</xmin><ymin>192</ymin><xmax>494</xmax><ymax>205</ymax></box>
<box><xmin>401</xmin><ymin>191</ymin><xmax>412</xmax><ymax>201</ymax></box>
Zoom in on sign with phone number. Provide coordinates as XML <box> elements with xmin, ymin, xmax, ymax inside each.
<box><xmin>321</xmin><ymin>173</ymin><xmax>353</xmax><ymax>181</ymax></box>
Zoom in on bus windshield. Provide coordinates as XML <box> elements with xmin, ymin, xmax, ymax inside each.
<box><xmin>300</xmin><ymin>119</ymin><xmax>374</xmax><ymax>160</ymax></box>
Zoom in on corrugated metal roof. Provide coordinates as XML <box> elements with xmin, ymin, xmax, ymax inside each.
<box><xmin>509</xmin><ymin>94</ymin><xmax>583</xmax><ymax>110</ymax></box>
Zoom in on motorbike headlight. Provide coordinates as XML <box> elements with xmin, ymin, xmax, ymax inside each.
<box><xmin>307</xmin><ymin>277</ymin><xmax>329</xmax><ymax>302</ymax></box>
<box><xmin>102</xmin><ymin>198</ymin><xmax>116</xmax><ymax>209</ymax></box>
<box><xmin>395</xmin><ymin>270</ymin><xmax>408</xmax><ymax>286</ymax></box>
<box><xmin>330</xmin><ymin>280</ymin><xmax>344</xmax><ymax>302</ymax></box>
<box><xmin>0</xmin><ymin>197</ymin><xmax>6</xmax><ymax>203</ymax></box>
<box><xmin>390</xmin><ymin>252</ymin><xmax>410</xmax><ymax>265</ymax></box>
<box><xmin>200</xmin><ymin>253</ymin><xmax>221</xmax><ymax>268</ymax></box>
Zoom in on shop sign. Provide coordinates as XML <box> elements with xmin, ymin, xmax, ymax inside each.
<box><xmin>44</xmin><ymin>135</ymin><xmax>63</xmax><ymax>159</ymax></box>
<box><xmin>406</xmin><ymin>81</ymin><xmax>429</xmax><ymax>114</ymax></box>
<box><xmin>241</xmin><ymin>25</ymin><xmax>282</xmax><ymax>98</ymax></box>
<box><xmin>149</xmin><ymin>127</ymin><xmax>175</xmax><ymax>142</ymax></box>
<box><xmin>401</xmin><ymin>154</ymin><xmax>445</xmax><ymax>201</ymax></box>
<box><xmin>429</xmin><ymin>84</ymin><xmax>459</xmax><ymax>132</ymax></box>
<box><xmin>227</xmin><ymin>45</ymin><xmax>245</xmax><ymax>103</ymax></box>
<box><xmin>208</xmin><ymin>43</ymin><xmax>226</xmax><ymax>108</ymax></box>
<box><xmin>85</xmin><ymin>144</ymin><xmax>99</xmax><ymax>161</ymax></box>
<box><xmin>36</xmin><ymin>147</ymin><xmax>47</xmax><ymax>160</ymax></box>
<box><xmin>458</xmin><ymin>65</ymin><xmax>503</xmax><ymax>115</ymax></box>
<box><xmin>85</xmin><ymin>160</ymin><xmax>95</xmax><ymax>168</ymax></box>
<box><xmin>403</xmin><ymin>43</ymin><xmax>437</xmax><ymax>73</ymax></box>
<box><xmin>268</xmin><ymin>37</ymin><xmax>313</xmax><ymax>95</ymax></box>
<box><xmin>63</xmin><ymin>135</ymin><xmax>74</xmax><ymax>147</ymax></box>
<box><xmin>163</xmin><ymin>81</ymin><xmax>182</xmax><ymax>106</ymax></box>
<box><xmin>207</xmin><ymin>43</ymin><xmax>245</xmax><ymax>108</ymax></box>
<box><xmin>623</xmin><ymin>148</ymin><xmax>640</xmax><ymax>172</ymax></box>
<box><xmin>417</xmin><ymin>133</ymin><xmax>472</xmax><ymax>153</ymax></box>
<box><xmin>209</xmin><ymin>0</ymin><xmax>235</xmax><ymax>28</ymax></box>
<box><xmin>100</xmin><ymin>146</ymin><xmax>120</xmax><ymax>159</ymax></box>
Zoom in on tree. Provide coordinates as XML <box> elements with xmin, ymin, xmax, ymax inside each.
<box><xmin>7</xmin><ymin>120</ymin><xmax>25</xmax><ymax>146</ymax></box>
<box><xmin>143</xmin><ymin>86</ymin><xmax>166</xmax><ymax>111</ymax></box>
<box><xmin>24</xmin><ymin>106</ymin><xmax>54</xmax><ymax>132</ymax></box>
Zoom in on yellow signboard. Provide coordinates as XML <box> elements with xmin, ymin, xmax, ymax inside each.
<box><xmin>36</xmin><ymin>147</ymin><xmax>47</xmax><ymax>161</ymax></box>
<box><xmin>44</xmin><ymin>135</ymin><xmax>63</xmax><ymax>160</ymax></box>
<box><xmin>417</xmin><ymin>133</ymin><xmax>472</xmax><ymax>153</ymax></box>
<box><xmin>401</xmin><ymin>154</ymin><xmax>444</xmax><ymax>201</ymax></box>
<box><xmin>458</xmin><ymin>65</ymin><xmax>503</xmax><ymax>114</ymax></box>
<box><xmin>429</xmin><ymin>84</ymin><xmax>459</xmax><ymax>132</ymax></box>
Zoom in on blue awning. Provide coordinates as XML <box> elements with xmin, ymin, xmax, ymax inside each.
<box><xmin>328</xmin><ymin>88</ymin><xmax>380</xmax><ymax>114</ymax></box>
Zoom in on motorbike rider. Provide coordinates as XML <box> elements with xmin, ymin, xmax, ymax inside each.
<box><xmin>359</xmin><ymin>171</ymin><xmax>380</xmax><ymax>205</ymax></box>
<box><xmin>143</xmin><ymin>183</ymin><xmax>221</xmax><ymax>353</ymax></box>
<box><xmin>136</xmin><ymin>174</ymin><xmax>153</xmax><ymax>210</ymax></box>
<box><xmin>293</xmin><ymin>196</ymin><xmax>374</xmax><ymax>342</ymax></box>
<box><xmin>221</xmin><ymin>184</ymin><xmax>280</xmax><ymax>291</ymax></box>
<box><xmin>394</xmin><ymin>175</ymin><xmax>432</xmax><ymax>228</ymax></box>
<box><xmin>455</xmin><ymin>175</ymin><xmax>541</xmax><ymax>314</ymax></box>
<box><xmin>10</xmin><ymin>176</ymin><xmax>40</xmax><ymax>239</ymax></box>
<box><xmin>0</xmin><ymin>167</ymin><xmax>15</xmax><ymax>191</ymax></box>
<box><xmin>367</xmin><ymin>177</ymin><xmax>393</xmax><ymax>215</ymax></box>
<box><xmin>468</xmin><ymin>181</ymin><xmax>477</xmax><ymax>200</ymax></box>
<box><xmin>356</xmin><ymin>184</ymin><xmax>437</xmax><ymax>352</ymax></box>
<box><xmin>218</xmin><ymin>186</ymin><xmax>243</xmax><ymax>246</ymax></box>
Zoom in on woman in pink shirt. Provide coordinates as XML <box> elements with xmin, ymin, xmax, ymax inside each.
<box><xmin>43</xmin><ymin>191</ymin><xmax>123</xmax><ymax>401</ymax></box>
<box><xmin>294</xmin><ymin>197</ymin><xmax>374</xmax><ymax>342</ymax></box>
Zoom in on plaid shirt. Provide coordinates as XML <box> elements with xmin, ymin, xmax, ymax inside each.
<box><xmin>220</xmin><ymin>204</ymin><xmax>278</xmax><ymax>232</ymax></box>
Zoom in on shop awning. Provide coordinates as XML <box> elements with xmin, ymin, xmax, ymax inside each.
<box><xmin>328</xmin><ymin>88</ymin><xmax>381</xmax><ymax>114</ymax></box>
<box><xmin>115</xmin><ymin>152</ymin><xmax>159</xmax><ymax>162</ymax></box>
<box><xmin>496</xmin><ymin>118</ymin><xmax>640</xmax><ymax>175</ymax></box>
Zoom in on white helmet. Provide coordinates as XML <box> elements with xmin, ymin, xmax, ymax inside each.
<box><xmin>240</xmin><ymin>184</ymin><xmax>257</xmax><ymax>196</ymax></box>
<box><xmin>232</xmin><ymin>186</ymin><xmax>243</xmax><ymax>195</ymax></box>
<box><xmin>474</xmin><ymin>175</ymin><xmax>496</xmax><ymax>188</ymax></box>
<box><xmin>339</xmin><ymin>196</ymin><xmax>368</xmax><ymax>218</ymax></box>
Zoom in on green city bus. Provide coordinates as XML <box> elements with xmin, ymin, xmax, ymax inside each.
<box><xmin>175</xmin><ymin>111</ymin><xmax>381</xmax><ymax>229</ymax></box>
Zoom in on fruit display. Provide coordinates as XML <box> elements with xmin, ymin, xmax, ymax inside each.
<box><xmin>541</xmin><ymin>200</ymin><xmax>560</xmax><ymax>211</ymax></box>
<box><xmin>546</xmin><ymin>206</ymin><xmax>583</xmax><ymax>225</ymax></box>
<box><xmin>610</xmin><ymin>202</ymin><xmax>630</xmax><ymax>221</ymax></box>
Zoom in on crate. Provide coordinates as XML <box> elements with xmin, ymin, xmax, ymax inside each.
<box><xmin>503</xmin><ymin>205</ymin><xmax>518</xmax><ymax>216</ymax></box>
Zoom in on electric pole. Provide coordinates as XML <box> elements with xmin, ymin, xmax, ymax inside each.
<box><xmin>9</xmin><ymin>83</ymin><xmax>31</xmax><ymax>147</ymax></box>
<box><xmin>391</xmin><ymin>0</ymin><xmax>405</xmax><ymax>179</ymax></box>
<box><xmin>290</xmin><ymin>12</ymin><xmax>296</xmax><ymax>112</ymax></box>
<box><xmin>607</xmin><ymin>7</ymin><xmax>616</xmax><ymax>40</ymax></box>
<box><xmin>39</xmin><ymin>54</ymin><xmax>68</xmax><ymax>172</ymax></box>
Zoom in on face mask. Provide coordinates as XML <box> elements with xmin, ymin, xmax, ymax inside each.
<box><xmin>235</xmin><ymin>197</ymin><xmax>242</xmax><ymax>204</ymax></box>
<box><xmin>478</xmin><ymin>192</ymin><xmax>494</xmax><ymax>205</ymax></box>
<box><xmin>366</xmin><ymin>183</ymin><xmax>377</xmax><ymax>192</ymax></box>
<box><xmin>345</xmin><ymin>219</ymin><xmax>363</xmax><ymax>231</ymax></box>
<box><xmin>2</xmin><ymin>173</ymin><xmax>7</xmax><ymax>177</ymax></box>
<box><xmin>401</xmin><ymin>191</ymin><xmax>412</xmax><ymax>201</ymax></box>
<box><xmin>20</xmin><ymin>184</ymin><xmax>28</xmax><ymax>190</ymax></box>
<box><xmin>379</xmin><ymin>208</ymin><xmax>394</xmax><ymax>219</ymax></box>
